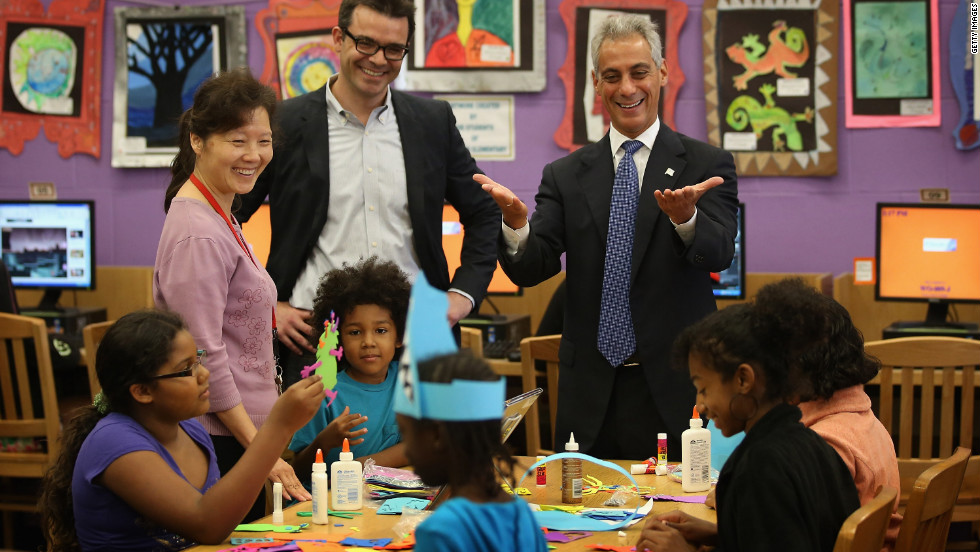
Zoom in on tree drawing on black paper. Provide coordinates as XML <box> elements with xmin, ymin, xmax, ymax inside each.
<box><xmin>125</xmin><ymin>20</ymin><xmax>216</xmax><ymax>147</ymax></box>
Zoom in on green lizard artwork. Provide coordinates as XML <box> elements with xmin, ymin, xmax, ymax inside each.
<box><xmin>726</xmin><ymin>84</ymin><xmax>814</xmax><ymax>151</ymax></box>
<box><xmin>726</xmin><ymin>20</ymin><xmax>810</xmax><ymax>91</ymax></box>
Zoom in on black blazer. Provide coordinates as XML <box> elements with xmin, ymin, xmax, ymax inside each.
<box><xmin>239</xmin><ymin>86</ymin><xmax>500</xmax><ymax>307</ymax></box>
<box><xmin>500</xmin><ymin>125</ymin><xmax>739</xmax><ymax>449</ymax></box>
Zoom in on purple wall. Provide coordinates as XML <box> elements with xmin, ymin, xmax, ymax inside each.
<box><xmin>2</xmin><ymin>0</ymin><xmax>977</xmax><ymax>275</ymax></box>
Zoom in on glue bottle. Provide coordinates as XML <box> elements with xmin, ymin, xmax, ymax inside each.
<box><xmin>561</xmin><ymin>432</ymin><xmax>583</xmax><ymax>504</ymax></box>
<box><xmin>311</xmin><ymin>448</ymin><xmax>329</xmax><ymax>524</ymax></box>
<box><xmin>331</xmin><ymin>438</ymin><xmax>363</xmax><ymax>510</ymax></box>
<box><xmin>681</xmin><ymin>407</ymin><xmax>711</xmax><ymax>492</ymax></box>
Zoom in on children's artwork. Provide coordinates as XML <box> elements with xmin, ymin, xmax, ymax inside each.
<box><xmin>276</xmin><ymin>30</ymin><xmax>339</xmax><ymax>99</ymax></box>
<box><xmin>703</xmin><ymin>0</ymin><xmax>838</xmax><ymax>176</ymax></box>
<box><xmin>553</xmin><ymin>0</ymin><xmax>688</xmax><ymax>152</ymax></box>
<box><xmin>255</xmin><ymin>0</ymin><xmax>343</xmax><ymax>98</ymax></box>
<box><xmin>948</xmin><ymin>0</ymin><xmax>979</xmax><ymax>149</ymax></box>
<box><xmin>401</xmin><ymin>0</ymin><xmax>546</xmax><ymax>92</ymax></box>
<box><xmin>111</xmin><ymin>5</ymin><xmax>246</xmax><ymax>168</ymax></box>
<box><xmin>301</xmin><ymin>311</ymin><xmax>342</xmax><ymax>405</ymax></box>
<box><xmin>0</xmin><ymin>0</ymin><xmax>104</xmax><ymax>158</ymax></box>
<box><xmin>843</xmin><ymin>0</ymin><xmax>940</xmax><ymax>128</ymax></box>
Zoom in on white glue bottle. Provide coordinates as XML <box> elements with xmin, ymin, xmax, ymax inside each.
<box><xmin>561</xmin><ymin>432</ymin><xmax>583</xmax><ymax>504</ymax></box>
<box><xmin>681</xmin><ymin>406</ymin><xmax>711</xmax><ymax>492</ymax></box>
<box><xmin>311</xmin><ymin>448</ymin><xmax>329</xmax><ymax>524</ymax></box>
<box><xmin>331</xmin><ymin>438</ymin><xmax>363</xmax><ymax>510</ymax></box>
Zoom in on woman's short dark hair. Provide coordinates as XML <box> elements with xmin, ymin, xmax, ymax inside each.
<box><xmin>166</xmin><ymin>67</ymin><xmax>277</xmax><ymax>212</ymax></box>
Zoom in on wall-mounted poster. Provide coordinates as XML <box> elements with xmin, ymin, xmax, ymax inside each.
<box><xmin>255</xmin><ymin>0</ymin><xmax>341</xmax><ymax>98</ymax></box>
<box><xmin>844</xmin><ymin>0</ymin><xmax>940</xmax><ymax>128</ymax></box>
<box><xmin>111</xmin><ymin>5</ymin><xmax>246</xmax><ymax>168</ymax></box>
<box><xmin>703</xmin><ymin>0</ymin><xmax>838</xmax><ymax>176</ymax></box>
<box><xmin>401</xmin><ymin>0</ymin><xmax>546</xmax><ymax>92</ymax></box>
<box><xmin>0</xmin><ymin>0</ymin><xmax>104</xmax><ymax>158</ymax></box>
<box><xmin>553</xmin><ymin>0</ymin><xmax>688</xmax><ymax>152</ymax></box>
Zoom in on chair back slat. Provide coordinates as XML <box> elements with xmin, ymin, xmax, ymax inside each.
<box><xmin>898</xmin><ymin>367</ymin><xmax>914</xmax><ymax>458</ymax></box>
<box><xmin>0</xmin><ymin>340</ymin><xmax>13</xmax><ymax>420</ymax></box>
<box><xmin>12</xmin><ymin>339</ymin><xmax>34</xmax><ymax>421</ymax></box>
<box><xmin>961</xmin><ymin>366</ymin><xmax>976</xmax><ymax>449</ymax></box>
<box><xmin>918</xmin><ymin>366</ymin><xmax>934</xmax><ymax>458</ymax></box>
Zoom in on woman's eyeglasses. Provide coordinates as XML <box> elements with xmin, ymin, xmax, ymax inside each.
<box><xmin>342</xmin><ymin>28</ymin><xmax>409</xmax><ymax>61</ymax></box>
<box><xmin>151</xmin><ymin>350</ymin><xmax>206</xmax><ymax>380</ymax></box>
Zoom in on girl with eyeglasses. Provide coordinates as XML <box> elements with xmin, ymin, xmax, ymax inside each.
<box><xmin>40</xmin><ymin>310</ymin><xmax>324</xmax><ymax>551</ymax></box>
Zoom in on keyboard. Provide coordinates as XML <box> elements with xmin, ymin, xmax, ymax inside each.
<box><xmin>483</xmin><ymin>339</ymin><xmax>520</xmax><ymax>360</ymax></box>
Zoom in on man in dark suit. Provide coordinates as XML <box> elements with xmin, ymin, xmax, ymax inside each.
<box><xmin>478</xmin><ymin>14</ymin><xmax>738</xmax><ymax>459</ymax></box>
<box><xmin>239</xmin><ymin>0</ymin><xmax>499</xmax><ymax>385</ymax></box>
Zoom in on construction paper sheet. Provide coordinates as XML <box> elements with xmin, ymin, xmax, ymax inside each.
<box><xmin>377</xmin><ymin>497</ymin><xmax>431</xmax><ymax>514</ymax></box>
<box><xmin>234</xmin><ymin>523</ymin><xmax>305</xmax><ymax>533</ymax></box>
<box><xmin>545</xmin><ymin>530</ymin><xmax>592</xmax><ymax>543</ymax></box>
<box><xmin>296</xmin><ymin>543</ymin><xmax>346</xmax><ymax>552</ymax></box>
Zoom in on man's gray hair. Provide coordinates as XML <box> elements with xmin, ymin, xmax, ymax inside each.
<box><xmin>590</xmin><ymin>14</ymin><xmax>663</xmax><ymax>71</ymax></box>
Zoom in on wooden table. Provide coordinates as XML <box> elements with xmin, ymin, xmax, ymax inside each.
<box><xmin>186</xmin><ymin>458</ymin><xmax>715</xmax><ymax>551</ymax></box>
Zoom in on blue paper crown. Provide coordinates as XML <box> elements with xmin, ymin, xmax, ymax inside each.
<box><xmin>393</xmin><ymin>274</ymin><xmax>505</xmax><ymax>421</ymax></box>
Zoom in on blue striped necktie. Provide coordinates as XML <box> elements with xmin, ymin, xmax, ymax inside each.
<box><xmin>598</xmin><ymin>139</ymin><xmax>643</xmax><ymax>367</ymax></box>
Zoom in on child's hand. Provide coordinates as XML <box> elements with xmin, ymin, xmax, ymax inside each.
<box><xmin>269</xmin><ymin>375</ymin><xmax>325</xmax><ymax>433</ymax></box>
<box><xmin>650</xmin><ymin>510</ymin><xmax>718</xmax><ymax>546</ymax></box>
<box><xmin>635</xmin><ymin>518</ymin><xmax>697</xmax><ymax>552</ymax></box>
<box><xmin>320</xmin><ymin>405</ymin><xmax>368</xmax><ymax>450</ymax></box>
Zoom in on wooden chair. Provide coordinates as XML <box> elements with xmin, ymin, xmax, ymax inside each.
<box><xmin>864</xmin><ymin>336</ymin><xmax>980</xmax><ymax>532</ymax></box>
<box><xmin>894</xmin><ymin>447</ymin><xmax>971</xmax><ymax>552</ymax></box>
<box><xmin>833</xmin><ymin>486</ymin><xmax>898</xmax><ymax>552</ymax></box>
<box><xmin>0</xmin><ymin>313</ymin><xmax>60</xmax><ymax>548</ymax></box>
<box><xmin>82</xmin><ymin>320</ymin><xmax>115</xmax><ymax>401</ymax></box>
<box><xmin>520</xmin><ymin>335</ymin><xmax>560</xmax><ymax>456</ymax></box>
<box><xmin>459</xmin><ymin>326</ymin><xmax>483</xmax><ymax>360</ymax></box>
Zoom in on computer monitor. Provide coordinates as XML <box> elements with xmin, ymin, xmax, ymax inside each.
<box><xmin>875</xmin><ymin>202</ymin><xmax>980</xmax><ymax>328</ymax></box>
<box><xmin>442</xmin><ymin>203</ymin><xmax>520</xmax><ymax>295</ymax></box>
<box><xmin>0</xmin><ymin>200</ymin><xmax>96</xmax><ymax>310</ymax></box>
<box><xmin>711</xmin><ymin>203</ymin><xmax>745</xmax><ymax>299</ymax></box>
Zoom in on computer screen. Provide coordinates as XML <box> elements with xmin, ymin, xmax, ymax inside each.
<box><xmin>443</xmin><ymin>203</ymin><xmax>520</xmax><ymax>295</ymax></box>
<box><xmin>875</xmin><ymin>202</ymin><xmax>980</xmax><ymax>326</ymax></box>
<box><xmin>712</xmin><ymin>203</ymin><xmax>745</xmax><ymax>299</ymax></box>
<box><xmin>0</xmin><ymin>200</ymin><xmax>96</xmax><ymax>309</ymax></box>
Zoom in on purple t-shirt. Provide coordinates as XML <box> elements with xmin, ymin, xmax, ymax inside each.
<box><xmin>72</xmin><ymin>413</ymin><xmax>220</xmax><ymax>551</ymax></box>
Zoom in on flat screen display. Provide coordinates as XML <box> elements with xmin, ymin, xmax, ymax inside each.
<box><xmin>0</xmin><ymin>200</ymin><xmax>95</xmax><ymax>291</ymax></box>
<box><xmin>876</xmin><ymin>203</ymin><xmax>980</xmax><ymax>304</ymax></box>
<box><xmin>712</xmin><ymin>204</ymin><xmax>745</xmax><ymax>299</ymax></box>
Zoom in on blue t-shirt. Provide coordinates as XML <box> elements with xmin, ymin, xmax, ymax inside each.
<box><xmin>72</xmin><ymin>413</ymin><xmax>220</xmax><ymax>551</ymax></box>
<box><xmin>289</xmin><ymin>362</ymin><xmax>401</xmax><ymax>470</ymax></box>
<box><xmin>415</xmin><ymin>496</ymin><xmax>548</xmax><ymax>551</ymax></box>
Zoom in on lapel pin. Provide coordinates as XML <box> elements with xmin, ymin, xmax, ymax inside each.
<box><xmin>665</xmin><ymin>168</ymin><xmax>675</xmax><ymax>176</ymax></box>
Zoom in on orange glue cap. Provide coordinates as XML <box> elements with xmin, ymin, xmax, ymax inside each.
<box><xmin>315</xmin><ymin>448</ymin><xmax>324</xmax><ymax>464</ymax></box>
<box><xmin>342</xmin><ymin>438</ymin><xmax>350</xmax><ymax>453</ymax></box>
<box><xmin>692</xmin><ymin>406</ymin><xmax>700</xmax><ymax>419</ymax></box>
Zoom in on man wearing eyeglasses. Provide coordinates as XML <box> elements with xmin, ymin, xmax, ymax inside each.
<box><xmin>240</xmin><ymin>0</ymin><xmax>499</xmax><ymax>387</ymax></box>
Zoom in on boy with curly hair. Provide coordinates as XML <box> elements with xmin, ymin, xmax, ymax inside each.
<box><xmin>290</xmin><ymin>257</ymin><xmax>411</xmax><ymax>476</ymax></box>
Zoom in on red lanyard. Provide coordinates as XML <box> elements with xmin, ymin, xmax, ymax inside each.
<box><xmin>189</xmin><ymin>173</ymin><xmax>277</xmax><ymax>329</ymax></box>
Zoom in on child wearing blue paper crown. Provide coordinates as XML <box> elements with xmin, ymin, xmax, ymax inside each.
<box><xmin>290</xmin><ymin>257</ymin><xmax>411</xmax><ymax>478</ymax></box>
<box><xmin>396</xmin><ymin>352</ymin><xmax>548</xmax><ymax>551</ymax></box>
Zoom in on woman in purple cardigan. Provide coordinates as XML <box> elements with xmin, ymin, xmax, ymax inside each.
<box><xmin>153</xmin><ymin>68</ymin><xmax>309</xmax><ymax>521</ymax></box>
